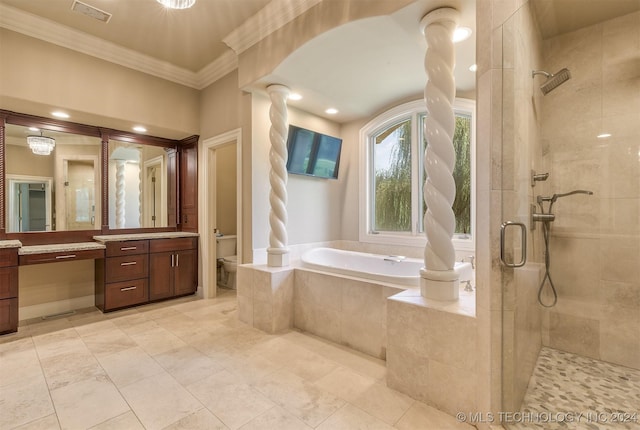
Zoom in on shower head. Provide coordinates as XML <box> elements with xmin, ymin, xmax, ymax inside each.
<box><xmin>532</xmin><ymin>68</ymin><xmax>572</xmax><ymax>95</ymax></box>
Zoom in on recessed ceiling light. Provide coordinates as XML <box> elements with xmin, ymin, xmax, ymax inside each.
<box><xmin>288</xmin><ymin>93</ymin><xmax>302</xmax><ymax>101</ymax></box>
<box><xmin>29</xmin><ymin>127</ymin><xmax>40</xmax><ymax>132</ymax></box>
<box><xmin>325</xmin><ymin>108</ymin><xmax>338</xmax><ymax>115</ymax></box>
<box><xmin>469</xmin><ymin>64</ymin><xmax>478</xmax><ymax>72</ymax></box>
<box><xmin>51</xmin><ymin>111</ymin><xmax>70</xmax><ymax>119</ymax></box>
<box><xmin>133</xmin><ymin>126</ymin><xmax>147</xmax><ymax>133</ymax></box>
<box><xmin>453</xmin><ymin>27</ymin><xmax>472</xmax><ymax>43</ymax></box>
<box><xmin>156</xmin><ymin>0</ymin><xmax>196</xmax><ymax>9</ymax></box>
<box><xmin>597</xmin><ymin>133</ymin><xmax>612</xmax><ymax>139</ymax></box>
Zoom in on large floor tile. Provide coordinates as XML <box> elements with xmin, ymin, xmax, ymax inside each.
<box><xmin>40</xmin><ymin>349</ymin><xmax>106</xmax><ymax>390</ymax></box>
<box><xmin>129</xmin><ymin>326</ymin><xmax>188</xmax><ymax>356</ymax></box>
<box><xmin>314</xmin><ymin>366</ymin><xmax>377</xmax><ymax>402</ymax></box>
<box><xmin>162</xmin><ymin>408</ymin><xmax>228</xmax><ymax>430</ymax></box>
<box><xmin>89</xmin><ymin>411</ymin><xmax>145</xmax><ymax>430</ymax></box>
<box><xmin>13</xmin><ymin>413</ymin><xmax>60</xmax><ymax>430</ymax></box>
<box><xmin>0</xmin><ymin>374</ymin><xmax>54</xmax><ymax>429</ymax></box>
<box><xmin>238</xmin><ymin>406</ymin><xmax>312</xmax><ymax>430</ymax></box>
<box><xmin>187</xmin><ymin>369</ymin><xmax>274</xmax><ymax>429</ymax></box>
<box><xmin>253</xmin><ymin>369</ymin><xmax>345</xmax><ymax>428</ymax></box>
<box><xmin>394</xmin><ymin>401</ymin><xmax>474</xmax><ymax>430</ymax></box>
<box><xmin>316</xmin><ymin>404</ymin><xmax>394</xmax><ymax>430</ymax></box>
<box><xmin>50</xmin><ymin>377</ymin><xmax>130</xmax><ymax>430</ymax></box>
<box><xmin>351</xmin><ymin>382</ymin><xmax>414</xmax><ymax>425</ymax></box>
<box><xmin>153</xmin><ymin>345</ymin><xmax>224</xmax><ymax>386</ymax></box>
<box><xmin>97</xmin><ymin>346</ymin><xmax>166</xmax><ymax>387</ymax></box>
<box><xmin>119</xmin><ymin>373</ymin><xmax>203</xmax><ymax>430</ymax></box>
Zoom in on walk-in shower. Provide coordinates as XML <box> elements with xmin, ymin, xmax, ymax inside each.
<box><xmin>532</xmin><ymin>68</ymin><xmax>571</xmax><ymax>95</ymax></box>
<box><xmin>532</xmin><ymin>189</ymin><xmax>593</xmax><ymax>307</ymax></box>
<box><xmin>499</xmin><ymin>1</ymin><xmax>640</xmax><ymax>427</ymax></box>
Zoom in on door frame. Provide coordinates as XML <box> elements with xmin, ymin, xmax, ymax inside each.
<box><xmin>6</xmin><ymin>174</ymin><xmax>53</xmax><ymax>232</ymax></box>
<box><xmin>198</xmin><ymin>128</ymin><xmax>242</xmax><ymax>299</ymax></box>
<box><xmin>56</xmin><ymin>154</ymin><xmax>100</xmax><ymax>230</ymax></box>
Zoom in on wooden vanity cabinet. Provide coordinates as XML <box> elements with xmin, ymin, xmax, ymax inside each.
<box><xmin>95</xmin><ymin>240</ymin><xmax>149</xmax><ymax>312</ymax></box>
<box><xmin>0</xmin><ymin>248</ymin><xmax>19</xmax><ymax>334</ymax></box>
<box><xmin>149</xmin><ymin>237</ymin><xmax>197</xmax><ymax>301</ymax></box>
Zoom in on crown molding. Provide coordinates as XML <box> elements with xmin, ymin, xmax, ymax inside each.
<box><xmin>0</xmin><ymin>3</ymin><xmax>202</xmax><ymax>88</ymax></box>
<box><xmin>196</xmin><ymin>50</ymin><xmax>239</xmax><ymax>89</ymax></box>
<box><xmin>223</xmin><ymin>0</ymin><xmax>321</xmax><ymax>55</ymax></box>
<box><xmin>0</xmin><ymin>0</ymin><xmax>316</xmax><ymax>90</ymax></box>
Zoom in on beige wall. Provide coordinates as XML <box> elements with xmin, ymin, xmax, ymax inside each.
<box><xmin>19</xmin><ymin>261</ymin><xmax>94</xmax><ymax>310</ymax></box>
<box><xmin>0</xmin><ymin>29</ymin><xmax>199</xmax><ymax>138</ymax></box>
<box><xmin>250</xmin><ymin>92</ymin><xmax>343</xmax><ymax>253</ymax></box>
<box><xmin>199</xmin><ymin>70</ymin><xmax>253</xmax><ymax>263</ymax></box>
<box><xmin>215</xmin><ymin>143</ymin><xmax>237</xmax><ymax>235</ymax></box>
<box><xmin>540</xmin><ymin>10</ymin><xmax>640</xmax><ymax>370</ymax></box>
<box><xmin>5</xmin><ymin>143</ymin><xmax>55</xmax><ymax>178</ymax></box>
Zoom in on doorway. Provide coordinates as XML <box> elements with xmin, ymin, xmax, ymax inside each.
<box><xmin>6</xmin><ymin>175</ymin><xmax>53</xmax><ymax>232</ymax></box>
<box><xmin>199</xmin><ymin>129</ymin><xmax>242</xmax><ymax>299</ymax></box>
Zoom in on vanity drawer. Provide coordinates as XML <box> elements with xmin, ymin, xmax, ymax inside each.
<box><xmin>0</xmin><ymin>267</ymin><xmax>18</xmax><ymax>300</ymax></box>
<box><xmin>104</xmin><ymin>279</ymin><xmax>148</xmax><ymax>310</ymax></box>
<box><xmin>106</xmin><ymin>240</ymin><xmax>149</xmax><ymax>257</ymax></box>
<box><xmin>0</xmin><ymin>249</ymin><xmax>18</xmax><ymax>268</ymax></box>
<box><xmin>20</xmin><ymin>249</ymin><xmax>105</xmax><ymax>265</ymax></box>
<box><xmin>149</xmin><ymin>237</ymin><xmax>197</xmax><ymax>253</ymax></box>
<box><xmin>105</xmin><ymin>254</ymin><xmax>149</xmax><ymax>283</ymax></box>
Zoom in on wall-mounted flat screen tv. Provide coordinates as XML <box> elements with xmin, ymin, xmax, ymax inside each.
<box><xmin>286</xmin><ymin>125</ymin><xmax>342</xmax><ymax>179</ymax></box>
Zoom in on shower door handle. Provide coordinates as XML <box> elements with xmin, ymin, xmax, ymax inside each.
<box><xmin>500</xmin><ymin>221</ymin><xmax>527</xmax><ymax>267</ymax></box>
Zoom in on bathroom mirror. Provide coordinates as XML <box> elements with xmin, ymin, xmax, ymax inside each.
<box><xmin>4</xmin><ymin>123</ymin><xmax>101</xmax><ymax>232</ymax></box>
<box><xmin>108</xmin><ymin>139</ymin><xmax>175</xmax><ymax>229</ymax></box>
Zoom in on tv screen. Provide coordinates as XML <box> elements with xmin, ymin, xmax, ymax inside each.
<box><xmin>286</xmin><ymin>125</ymin><xmax>342</xmax><ymax>179</ymax></box>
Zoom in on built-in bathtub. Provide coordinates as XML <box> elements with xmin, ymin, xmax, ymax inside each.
<box><xmin>300</xmin><ymin>247</ymin><xmax>473</xmax><ymax>286</ymax></box>
<box><xmin>293</xmin><ymin>247</ymin><xmax>475</xmax><ymax>359</ymax></box>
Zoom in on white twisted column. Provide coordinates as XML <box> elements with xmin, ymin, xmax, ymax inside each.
<box><xmin>267</xmin><ymin>84</ymin><xmax>290</xmax><ymax>267</ymax></box>
<box><xmin>420</xmin><ymin>8</ymin><xmax>459</xmax><ymax>300</ymax></box>
<box><xmin>115</xmin><ymin>160</ymin><xmax>126</xmax><ymax>229</ymax></box>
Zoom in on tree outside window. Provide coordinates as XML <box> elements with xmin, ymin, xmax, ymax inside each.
<box><xmin>365</xmin><ymin>99</ymin><xmax>474</xmax><ymax>244</ymax></box>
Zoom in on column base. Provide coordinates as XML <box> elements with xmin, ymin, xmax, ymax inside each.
<box><xmin>420</xmin><ymin>268</ymin><xmax>459</xmax><ymax>301</ymax></box>
<box><xmin>267</xmin><ymin>248</ymin><xmax>290</xmax><ymax>267</ymax></box>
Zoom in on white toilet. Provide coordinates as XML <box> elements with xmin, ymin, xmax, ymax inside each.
<box><xmin>216</xmin><ymin>235</ymin><xmax>237</xmax><ymax>289</ymax></box>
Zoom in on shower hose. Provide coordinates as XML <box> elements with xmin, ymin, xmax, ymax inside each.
<box><xmin>538</xmin><ymin>220</ymin><xmax>558</xmax><ymax>307</ymax></box>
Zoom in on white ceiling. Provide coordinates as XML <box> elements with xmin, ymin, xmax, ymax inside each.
<box><xmin>1</xmin><ymin>0</ymin><xmax>637</xmax><ymax>125</ymax></box>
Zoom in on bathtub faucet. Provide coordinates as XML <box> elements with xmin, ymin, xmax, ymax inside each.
<box><xmin>384</xmin><ymin>255</ymin><xmax>406</xmax><ymax>263</ymax></box>
<box><xmin>460</xmin><ymin>255</ymin><xmax>475</xmax><ymax>269</ymax></box>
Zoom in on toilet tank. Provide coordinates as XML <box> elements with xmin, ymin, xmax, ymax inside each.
<box><xmin>216</xmin><ymin>235</ymin><xmax>237</xmax><ymax>258</ymax></box>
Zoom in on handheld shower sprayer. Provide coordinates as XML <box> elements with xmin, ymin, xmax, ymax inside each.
<box><xmin>532</xmin><ymin>189</ymin><xmax>593</xmax><ymax>308</ymax></box>
<box><xmin>532</xmin><ymin>68</ymin><xmax>572</xmax><ymax>95</ymax></box>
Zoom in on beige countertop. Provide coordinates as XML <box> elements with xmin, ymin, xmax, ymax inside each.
<box><xmin>0</xmin><ymin>240</ymin><xmax>22</xmax><ymax>249</ymax></box>
<box><xmin>18</xmin><ymin>242</ymin><xmax>106</xmax><ymax>255</ymax></box>
<box><xmin>93</xmin><ymin>232</ymin><xmax>199</xmax><ymax>242</ymax></box>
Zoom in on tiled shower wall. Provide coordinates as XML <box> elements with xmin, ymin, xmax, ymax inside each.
<box><xmin>540</xmin><ymin>10</ymin><xmax>640</xmax><ymax>370</ymax></box>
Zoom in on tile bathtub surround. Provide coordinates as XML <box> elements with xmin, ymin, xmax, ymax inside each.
<box><xmin>0</xmin><ymin>291</ymin><xmax>474</xmax><ymax>429</ymax></box>
<box><xmin>386</xmin><ymin>296</ymin><xmax>478</xmax><ymax>417</ymax></box>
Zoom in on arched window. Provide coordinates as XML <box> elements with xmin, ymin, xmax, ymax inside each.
<box><xmin>359</xmin><ymin>98</ymin><xmax>475</xmax><ymax>251</ymax></box>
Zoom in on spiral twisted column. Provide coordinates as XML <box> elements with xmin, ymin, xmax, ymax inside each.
<box><xmin>420</xmin><ymin>8</ymin><xmax>460</xmax><ymax>300</ymax></box>
<box><xmin>267</xmin><ymin>84</ymin><xmax>291</xmax><ymax>267</ymax></box>
<box><xmin>115</xmin><ymin>160</ymin><xmax>126</xmax><ymax>229</ymax></box>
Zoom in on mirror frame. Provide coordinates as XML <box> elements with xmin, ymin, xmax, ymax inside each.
<box><xmin>0</xmin><ymin>109</ymin><xmax>198</xmax><ymax>244</ymax></box>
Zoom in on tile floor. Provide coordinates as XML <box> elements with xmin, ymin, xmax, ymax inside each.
<box><xmin>0</xmin><ymin>290</ymin><xmax>472</xmax><ymax>430</ymax></box>
<box><xmin>511</xmin><ymin>347</ymin><xmax>640</xmax><ymax>430</ymax></box>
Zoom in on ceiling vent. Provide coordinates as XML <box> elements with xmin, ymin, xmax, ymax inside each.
<box><xmin>71</xmin><ymin>0</ymin><xmax>112</xmax><ymax>23</ymax></box>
